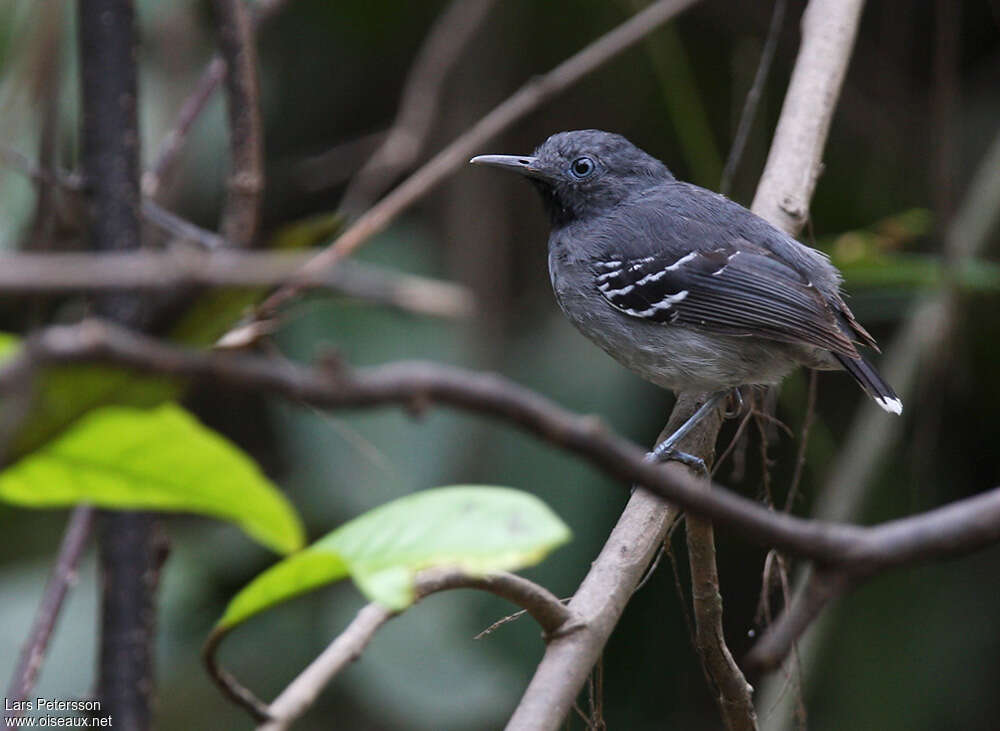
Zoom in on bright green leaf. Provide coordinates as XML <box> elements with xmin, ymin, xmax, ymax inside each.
<box><xmin>0</xmin><ymin>403</ymin><xmax>304</xmax><ymax>554</ymax></box>
<box><xmin>216</xmin><ymin>486</ymin><xmax>571</xmax><ymax>630</ymax></box>
<box><xmin>218</xmin><ymin>550</ymin><xmax>350</xmax><ymax>628</ymax></box>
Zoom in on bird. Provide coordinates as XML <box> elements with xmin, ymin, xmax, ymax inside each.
<box><xmin>470</xmin><ymin>130</ymin><xmax>900</xmax><ymax>460</ymax></box>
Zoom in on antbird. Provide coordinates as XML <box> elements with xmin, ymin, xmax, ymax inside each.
<box><xmin>471</xmin><ymin>130</ymin><xmax>900</xmax><ymax>465</ymax></box>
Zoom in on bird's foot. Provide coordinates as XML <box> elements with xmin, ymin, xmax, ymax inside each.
<box><xmin>646</xmin><ymin>445</ymin><xmax>708</xmax><ymax>477</ymax></box>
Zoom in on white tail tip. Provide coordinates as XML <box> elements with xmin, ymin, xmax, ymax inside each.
<box><xmin>875</xmin><ymin>396</ymin><xmax>903</xmax><ymax>415</ymax></box>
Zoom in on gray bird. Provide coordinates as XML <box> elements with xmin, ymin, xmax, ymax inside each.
<box><xmin>471</xmin><ymin>130</ymin><xmax>900</xmax><ymax>454</ymax></box>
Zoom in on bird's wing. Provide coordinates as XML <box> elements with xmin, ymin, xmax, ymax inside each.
<box><xmin>588</xmin><ymin>204</ymin><xmax>861</xmax><ymax>356</ymax></box>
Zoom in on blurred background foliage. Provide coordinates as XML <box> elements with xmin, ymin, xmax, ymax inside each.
<box><xmin>0</xmin><ymin>0</ymin><xmax>999</xmax><ymax>729</ymax></box>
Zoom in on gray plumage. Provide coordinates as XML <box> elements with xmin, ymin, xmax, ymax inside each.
<box><xmin>471</xmin><ymin>130</ymin><xmax>901</xmax><ymax>414</ymax></box>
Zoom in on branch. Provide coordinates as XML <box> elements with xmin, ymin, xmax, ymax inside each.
<box><xmin>143</xmin><ymin>0</ymin><xmax>288</xmax><ymax>199</ymax></box>
<box><xmin>505</xmin><ymin>488</ymin><xmax>682</xmax><ymax>730</ymax></box>
<box><xmin>201</xmin><ymin>569</ymin><xmax>572</xmax><ymax>727</ymax></box>
<box><xmin>749</xmin><ymin>0</ymin><xmax>866</xmax><ymax>232</ymax></box>
<box><xmin>225</xmin><ymin>0</ymin><xmax>702</xmax><ymax>335</ymax></box>
<box><xmin>719</xmin><ymin>0</ymin><xmax>787</xmax><ymax>195</ymax></box>
<box><xmin>743</xmin><ymin>569</ymin><xmax>850</xmax><ymax>674</ymax></box>
<box><xmin>212</xmin><ymin>0</ymin><xmax>264</xmax><ymax>248</ymax></box>
<box><xmin>7</xmin><ymin>319</ymin><xmax>1000</xmax><ymax>571</ymax></box>
<box><xmin>0</xmin><ymin>150</ymin><xmax>472</xmax><ymax>319</ymax></box>
<box><xmin>639</xmin><ymin>1</ymin><xmax>865</xmax><ymax>726</ymax></box>
<box><xmin>0</xmin><ymin>252</ymin><xmax>475</xmax><ymax>320</ymax></box>
<box><xmin>3</xmin><ymin>506</ymin><xmax>95</xmax><ymax>721</ymax></box>
<box><xmin>78</xmin><ymin>2</ymin><xmax>161</xmax><ymax>728</ymax></box>
<box><xmin>755</xmin><ymin>124</ymin><xmax>1000</xmax><ymax>722</ymax></box>
<box><xmin>338</xmin><ymin>0</ymin><xmax>499</xmax><ymax>214</ymax></box>
<box><xmin>682</xmin><ymin>398</ymin><xmax>758</xmax><ymax>731</ymax></box>
<box><xmin>676</xmin><ymin>1</ymin><xmax>865</xmax><ymax>722</ymax></box>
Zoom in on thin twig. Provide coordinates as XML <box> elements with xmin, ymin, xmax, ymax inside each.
<box><xmin>720</xmin><ymin>0</ymin><xmax>787</xmax><ymax>195</ymax></box>
<box><xmin>220</xmin><ymin>0</ymin><xmax>703</xmax><ymax>343</ymax></box>
<box><xmin>142</xmin><ymin>57</ymin><xmax>225</xmax><ymax>198</ymax></box>
<box><xmin>743</xmin><ymin>569</ymin><xmax>850</xmax><ymax>674</ymax></box>
<box><xmin>338</xmin><ymin>0</ymin><xmax>499</xmax><ymax>214</ymax></box>
<box><xmin>0</xmin><ymin>251</ymin><xmax>475</xmax><ymax>320</ymax></box>
<box><xmin>0</xmin><ymin>144</ymin><xmax>83</xmax><ymax>191</ymax></box>
<box><xmin>4</xmin><ymin>506</ymin><xmax>95</xmax><ymax>721</ymax></box>
<box><xmin>203</xmin><ymin>569</ymin><xmax>572</xmax><ymax>728</ymax></box>
<box><xmin>143</xmin><ymin>0</ymin><xmax>290</xmax><ymax>199</ymax></box>
<box><xmin>212</xmin><ymin>0</ymin><xmax>264</xmax><ymax>248</ymax></box>
<box><xmin>712</xmin><ymin>407</ymin><xmax>755</xmax><ymax>478</ymax></box>
<box><xmin>784</xmin><ymin>369</ymin><xmax>817</xmax><ymax>512</ymax></box>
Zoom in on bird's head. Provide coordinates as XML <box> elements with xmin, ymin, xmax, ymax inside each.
<box><xmin>471</xmin><ymin>129</ymin><xmax>673</xmax><ymax>227</ymax></box>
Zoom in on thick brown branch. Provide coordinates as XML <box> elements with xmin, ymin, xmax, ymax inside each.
<box><xmin>6</xmin><ymin>319</ymin><xmax>1000</xmax><ymax>571</ymax></box>
<box><xmin>0</xmin><ymin>252</ymin><xmax>475</xmax><ymax>320</ymax></box>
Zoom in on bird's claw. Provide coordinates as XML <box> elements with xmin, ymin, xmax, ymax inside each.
<box><xmin>647</xmin><ymin>444</ymin><xmax>709</xmax><ymax>478</ymax></box>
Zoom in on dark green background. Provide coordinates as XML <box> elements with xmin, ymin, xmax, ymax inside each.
<box><xmin>0</xmin><ymin>1</ymin><xmax>998</xmax><ymax>728</ymax></box>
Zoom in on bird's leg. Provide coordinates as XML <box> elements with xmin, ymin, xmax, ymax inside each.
<box><xmin>648</xmin><ymin>390</ymin><xmax>729</xmax><ymax>476</ymax></box>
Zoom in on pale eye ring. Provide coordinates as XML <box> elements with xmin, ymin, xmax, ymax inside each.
<box><xmin>569</xmin><ymin>156</ymin><xmax>596</xmax><ymax>179</ymax></box>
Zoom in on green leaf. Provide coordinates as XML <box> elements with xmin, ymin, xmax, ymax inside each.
<box><xmin>0</xmin><ymin>403</ymin><xmax>304</xmax><ymax>554</ymax></box>
<box><xmin>216</xmin><ymin>486</ymin><xmax>571</xmax><ymax>629</ymax></box>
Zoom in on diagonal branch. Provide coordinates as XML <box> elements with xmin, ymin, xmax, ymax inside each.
<box><xmin>338</xmin><ymin>0</ymin><xmax>499</xmax><ymax>214</ymax></box>
<box><xmin>219</xmin><ymin>0</ymin><xmax>702</xmax><ymax>341</ymax></box>
<box><xmin>3</xmin><ymin>506</ymin><xmax>95</xmax><ymax>721</ymax></box>
<box><xmin>202</xmin><ymin>569</ymin><xmax>572</xmax><ymax>726</ymax></box>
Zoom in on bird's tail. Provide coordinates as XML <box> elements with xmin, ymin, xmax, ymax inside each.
<box><xmin>833</xmin><ymin>353</ymin><xmax>902</xmax><ymax>415</ymax></box>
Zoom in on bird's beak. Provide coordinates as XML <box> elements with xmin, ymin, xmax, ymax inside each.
<box><xmin>469</xmin><ymin>154</ymin><xmax>541</xmax><ymax>177</ymax></box>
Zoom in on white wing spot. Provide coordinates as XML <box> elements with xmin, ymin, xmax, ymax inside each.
<box><xmin>628</xmin><ymin>256</ymin><xmax>655</xmax><ymax>271</ymax></box>
<box><xmin>727</xmin><ymin>251</ymin><xmax>741</xmax><ymax>261</ymax></box>
<box><xmin>710</xmin><ymin>266</ymin><xmax>727</xmax><ymax>276</ymax></box>
<box><xmin>636</xmin><ymin>268</ymin><xmax>669</xmax><ymax>286</ymax></box>
<box><xmin>594</xmin><ymin>260</ymin><xmax>622</xmax><ymax>270</ymax></box>
<box><xmin>596</xmin><ymin>269</ymin><xmax>621</xmax><ymax>282</ymax></box>
<box><xmin>624</xmin><ymin>290</ymin><xmax>688</xmax><ymax>317</ymax></box>
<box><xmin>604</xmin><ymin>284</ymin><xmax>636</xmax><ymax>297</ymax></box>
<box><xmin>665</xmin><ymin>252</ymin><xmax>697</xmax><ymax>271</ymax></box>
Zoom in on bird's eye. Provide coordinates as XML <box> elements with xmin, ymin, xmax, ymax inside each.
<box><xmin>569</xmin><ymin>156</ymin><xmax>596</xmax><ymax>179</ymax></box>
